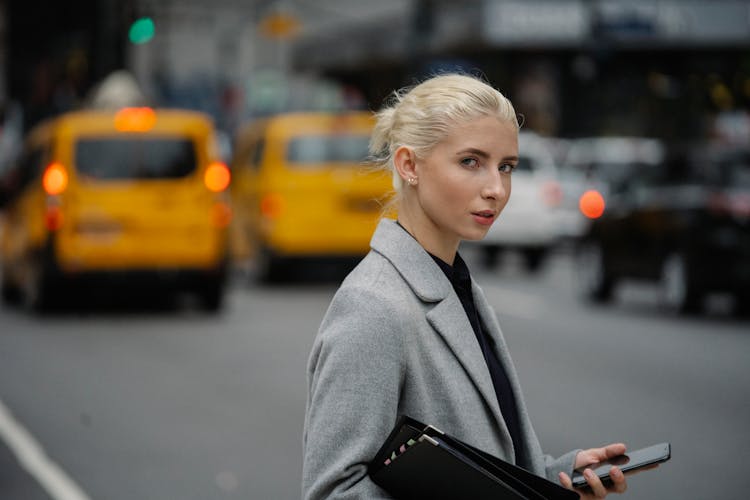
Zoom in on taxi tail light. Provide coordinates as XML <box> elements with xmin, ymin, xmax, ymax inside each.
<box><xmin>42</xmin><ymin>162</ymin><xmax>68</xmax><ymax>195</ymax></box>
<box><xmin>579</xmin><ymin>190</ymin><xmax>606</xmax><ymax>219</ymax></box>
<box><xmin>211</xmin><ymin>201</ymin><xmax>232</xmax><ymax>228</ymax></box>
<box><xmin>541</xmin><ymin>181</ymin><xmax>562</xmax><ymax>207</ymax></box>
<box><xmin>260</xmin><ymin>193</ymin><xmax>285</xmax><ymax>220</ymax></box>
<box><xmin>45</xmin><ymin>205</ymin><xmax>64</xmax><ymax>231</ymax></box>
<box><xmin>204</xmin><ymin>162</ymin><xmax>231</xmax><ymax>192</ymax></box>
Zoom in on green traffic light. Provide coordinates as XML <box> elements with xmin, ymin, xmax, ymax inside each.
<box><xmin>129</xmin><ymin>17</ymin><xmax>155</xmax><ymax>44</ymax></box>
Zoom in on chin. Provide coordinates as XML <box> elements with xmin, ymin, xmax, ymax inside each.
<box><xmin>462</xmin><ymin>229</ymin><xmax>490</xmax><ymax>242</ymax></box>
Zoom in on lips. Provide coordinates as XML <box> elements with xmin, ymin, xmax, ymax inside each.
<box><xmin>471</xmin><ymin>210</ymin><xmax>497</xmax><ymax>226</ymax></box>
<box><xmin>472</xmin><ymin>210</ymin><xmax>496</xmax><ymax>219</ymax></box>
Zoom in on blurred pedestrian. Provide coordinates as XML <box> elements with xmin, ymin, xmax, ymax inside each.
<box><xmin>302</xmin><ymin>73</ymin><xmax>630</xmax><ymax>499</ymax></box>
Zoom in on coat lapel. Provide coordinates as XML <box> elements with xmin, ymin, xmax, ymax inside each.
<box><xmin>426</xmin><ymin>297</ymin><xmax>510</xmax><ymax>436</ymax></box>
<box><xmin>370</xmin><ymin>219</ymin><xmax>513</xmax><ymax>446</ymax></box>
<box><xmin>472</xmin><ymin>281</ymin><xmax>535</xmax><ymax>446</ymax></box>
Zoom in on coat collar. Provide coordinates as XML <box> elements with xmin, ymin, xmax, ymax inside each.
<box><xmin>370</xmin><ymin>218</ymin><xmax>514</xmax><ymax>451</ymax></box>
<box><xmin>369</xmin><ymin>219</ymin><xmax>451</xmax><ymax>303</ymax></box>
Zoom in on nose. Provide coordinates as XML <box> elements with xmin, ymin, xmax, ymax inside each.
<box><xmin>481</xmin><ymin>169</ymin><xmax>507</xmax><ymax>201</ymax></box>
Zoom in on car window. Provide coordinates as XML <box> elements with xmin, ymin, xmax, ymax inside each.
<box><xmin>602</xmin><ymin>161</ymin><xmax>656</xmax><ymax>195</ymax></box>
<box><xmin>670</xmin><ymin>148</ymin><xmax>750</xmax><ymax>188</ymax></box>
<box><xmin>75</xmin><ymin>137</ymin><xmax>197</xmax><ymax>179</ymax></box>
<box><xmin>286</xmin><ymin>135</ymin><xmax>370</xmax><ymax>165</ymax></box>
<box><xmin>717</xmin><ymin>152</ymin><xmax>750</xmax><ymax>188</ymax></box>
<box><xmin>515</xmin><ymin>155</ymin><xmax>534</xmax><ymax>173</ymax></box>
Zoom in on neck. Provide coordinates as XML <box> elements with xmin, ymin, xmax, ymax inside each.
<box><xmin>397</xmin><ymin>214</ymin><xmax>459</xmax><ymax>265</ymax></box>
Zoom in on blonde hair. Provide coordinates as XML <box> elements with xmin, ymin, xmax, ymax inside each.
<box><xmin>369</xmin><ymin>73</ymin><xmax>519</xmax><ymax>203</ymax></box>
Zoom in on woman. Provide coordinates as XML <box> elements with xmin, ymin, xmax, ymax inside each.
<box><xmin>302</xmin><ymin>73</ymin><xmax>629</xmax><ymax>499</ymax></box>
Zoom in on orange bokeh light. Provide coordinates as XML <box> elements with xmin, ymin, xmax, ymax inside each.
<box><xmin>260</xmin><ymin>193</ymin><xmax>285</xmax><ymax>219</ymax></box>
<box><xmin>204</xmin><ymin>162</ymin><xmax>231</xmax><ymax>192</ymax></box>
<box><xmin>579</xmin><ymin>190</ymin><xmax>606</xmax><ymax>219</ymax></box>
<box><xmin>114</xmin><ymin>107</ymin><xmax>157</xmax><ymax>132</ymax></box>
<box><xmin>42</xmin><ymin>163</ymin><xmax>68</xmax><ymax>195</ymax></box>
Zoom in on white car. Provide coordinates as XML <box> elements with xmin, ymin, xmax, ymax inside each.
<box><xmin>472</xmin><ymin>131</ymin><xmax>577</xmax><ymax>271</ymax></box>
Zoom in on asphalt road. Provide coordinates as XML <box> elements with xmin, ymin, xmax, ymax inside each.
<box><xmin>0</xmin><ymin>250</ymin><xmax>748</xmax><ymax>500</ymax></box>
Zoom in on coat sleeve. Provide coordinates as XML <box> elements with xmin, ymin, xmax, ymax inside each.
<box><xmin>543</xmin><ymin>449</ymin><xmax>580</xmax><ymax>483</ymax></box>
<box><xmin>302</xmin><ymin>284</ymin><xmax>407</xmax><ymax>500</ymax></box>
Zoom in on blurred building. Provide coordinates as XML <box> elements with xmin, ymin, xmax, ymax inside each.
<box><xmin>291</xmin><ymin>0</ymin><xmax>750</xmax><ymax>141</ymax></box>
<box><xmin>1</xmin><ymin>0</ymin><xmax>371</xmax><ymax>134</ymax></box>
<box><xmin>3</xmin><ymin>0</ymin><xmax>126</xmax><ymax>130</ymax></box>
<box><xmin>2</xmin><ymin>0</ymin><xmax>749</xmax><ymax>142</ymax></box>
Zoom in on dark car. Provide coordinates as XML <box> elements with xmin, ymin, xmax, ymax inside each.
<box><xmin>576</xmin><ymin>143</ymin><xmax>750</xmax><ymax>314</ymax></box>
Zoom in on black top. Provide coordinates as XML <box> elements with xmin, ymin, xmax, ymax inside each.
<box><xmin>428</xmin><ymin>251</ymin><xmax>529</xmax><ymax>468</ymax></box>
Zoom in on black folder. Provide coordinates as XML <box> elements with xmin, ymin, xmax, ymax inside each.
<box><xmin>368</xmin><ymin>415</ymin><xmax>578</xmax><ymax>500</ymax></box>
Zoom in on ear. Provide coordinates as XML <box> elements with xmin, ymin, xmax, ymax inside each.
<box><xmin>393</xmin><ymin>146</ymin><xmax>418</xmax><ymax>183</ymax></box>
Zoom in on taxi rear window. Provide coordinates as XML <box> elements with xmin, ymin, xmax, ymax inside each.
<box><xmin>74</xmin><ymin>137</ymin><xmax>197</xmax><ymax>179</ymax></box>
<box><xmin>286</xmin><ymin>135</ymin><xmax>370</xmax><ymax>165</ymax></box>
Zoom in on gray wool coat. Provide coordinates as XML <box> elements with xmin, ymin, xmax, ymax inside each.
<box><xmin>302</xmin><ymin>219</ymin><xmax>579</xmax><ymax>499</ymax></box>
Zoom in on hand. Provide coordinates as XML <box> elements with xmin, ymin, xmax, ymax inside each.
<box><xmin>558</xmin><ymin>443</ymin><xmax>628</xmax><ymax>499</ymax></box>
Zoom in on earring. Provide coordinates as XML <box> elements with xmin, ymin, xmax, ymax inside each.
<box><xmin>408</xmin><ymin>177</ymin><xmax>417</xmax><ymax>185</ymax></box>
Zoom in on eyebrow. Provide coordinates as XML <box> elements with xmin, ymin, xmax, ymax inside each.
<box><xmin>456</xmin><ymin>148</ymin><xmax>518</xmax><ymax>162</ymax></box>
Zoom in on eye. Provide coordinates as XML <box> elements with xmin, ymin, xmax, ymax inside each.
<box><xmin>498</xmin><ymin>163</ymin><xmax>516</xmax><ymax>174</ymax></box>
<box><xmin>460</xmin><ymin>157</ymin><xmax>479</xmax><ymax>168</ymax></box>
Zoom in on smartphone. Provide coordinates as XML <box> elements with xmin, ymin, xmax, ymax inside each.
<box><xmin>571</xmin><ymin>442</ymin><xmax>671</xmax><ymax>488</ymax></box>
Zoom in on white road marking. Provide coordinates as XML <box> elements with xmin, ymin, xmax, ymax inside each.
<box><xmin>0</xmin><ymin>398</ymin><xmax>91</xmax><ymax>500</ymax></box>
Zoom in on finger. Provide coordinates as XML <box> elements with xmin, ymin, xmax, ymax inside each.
<box><xmin>584</xmin><ymin>468</ymin><xmax>608</xmax><ymax>498</ymax></box>
<box><xmin>574</xmin><ymin>450</ymin><xmax>594</xmax><ymax>469</ymax></box>
<box><xmin>575</xmin><ymin>449</ymin><xmax>606</xmax><ymax>468</ymax></box>
<box><xmin>609</xmin><ymin>467</ymin><xmax>628</xmax><ymax>494</ymax></box>
<box><xmin>558</xmin><ymin>472</ymin><xmax>574</xmax><ymax>490</ymax></box>
<box><xmin>579</xmin><ymin>443</ymin><xmax>626</xmax><ymax>466</ymax></box>
<box><xmin>603</xmin><ymin>443</ymin><xmax>627</xmax><ymax>459</ymax></box>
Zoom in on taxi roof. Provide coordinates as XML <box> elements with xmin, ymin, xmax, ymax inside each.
<box><xmin>33</xmin><ymin>108</ymin><xmax>215</xmax><ymax>140</ymax></box>
<box><xmin>237</xmin><ymin>111</ymin><xmax>375</xmax><ymax>141</ymax></box>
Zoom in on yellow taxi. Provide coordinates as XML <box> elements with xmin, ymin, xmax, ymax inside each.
<box><xmin>230</xmin><ymin>111</ymin><xmax>391</xmax><ymax>281</ymax></box>
<box><xmin>0</xmin><ymin>107</ymin><xmax>232</xmax><ymax>311</ymax></box>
